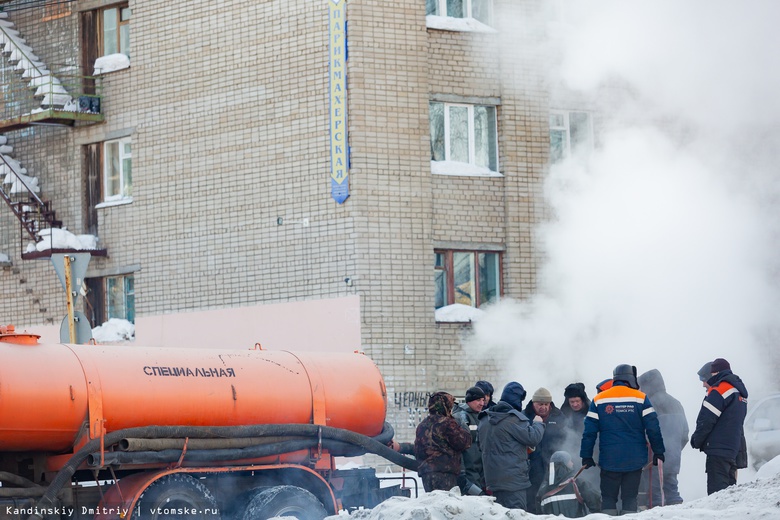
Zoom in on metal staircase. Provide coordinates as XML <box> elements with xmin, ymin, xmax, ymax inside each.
<box><xmin>0</xmin><ymin>11</ymin><xmax>106</xmax><ymax>258</ymax></box>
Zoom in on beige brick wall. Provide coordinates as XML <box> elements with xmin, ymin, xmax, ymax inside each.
<box><xmin>0</xmin><ymin>0</ymin><xmax>550</xmax><ymax>442</ymax></box>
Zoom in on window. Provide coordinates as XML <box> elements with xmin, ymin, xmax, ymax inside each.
<box><xmin>427</xmin><ymin>0</ymin><xmax>492</xmax><ymax>25</ymax></box>
<box><xmin>107</xmin><ymin>274</ymin><xmax>135</xmax><ymax>323</ymax></box>
<box><xmin>84</xmin><ymin>274</ymin><xmax>135</xmax><ymax>327</ymax></box>
<box><xmin>435</xmin><ymin>250</ymin><xmax>501</xmax><ymax>309</ymax></box>
<box><xmin>102</xmin><ymin>4</ymin><xmax>131</xmax><ymax>57</ymax></box>
<box><xmin>549</xmin><ymin>110</ymin><xmax>593</xmax><ymax>164</ymax></box>
<box><xmin>43</xmin><ymin>0</ymin><xmax>71</xmax><ymax>21</ymax></box>
<box><xmin>103</xmin><ymin>137</ymin><xmax>132</xmax><ymax>201</ymax></box>
<box><xmin>430</xmin><ymin>102</ymin><xmax>498</xmax><ymax>173</ymax></box>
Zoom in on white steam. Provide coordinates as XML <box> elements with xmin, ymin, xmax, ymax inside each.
<box><xmin>469</xmin><ymin>1</ymin><xmax>780</xmax><ymax>403</ymax></box>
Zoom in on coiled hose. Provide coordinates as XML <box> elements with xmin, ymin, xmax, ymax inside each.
<box><xmin>28</xmin><ymin>422</ymin><xmax>417</xmax><ymax>520</ymax></box>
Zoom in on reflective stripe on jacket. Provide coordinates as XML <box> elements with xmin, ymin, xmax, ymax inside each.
<box><xmin>580</xmin><ymin>381</ymin><xmax>665</xmax><ymax>472</ymax></box>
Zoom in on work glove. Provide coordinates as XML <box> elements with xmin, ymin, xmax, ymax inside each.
<box><xmin>653</xmin><ymin>453</ymin><xmax>665</xmax><ymax>466</ymax></box>
<box><xmin>582</xmin><ymin>457</ymin><xmax>596</xmax><ymax>469</ymax></box>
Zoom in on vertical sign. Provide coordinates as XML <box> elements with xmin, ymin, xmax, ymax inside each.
<box><xmin>329</xmin><ymin>0</ymin><xmax>349</xmax><ymax>203</ymax></box>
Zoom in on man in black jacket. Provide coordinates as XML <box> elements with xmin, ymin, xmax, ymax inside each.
<box><xmin>453</xmin><ymin>386</ymin><xmax>487</xmax><ymax>495</ymax></box>
<box><xmin>691</xmin><ymin>358</ymin><xmax>748</xmax><ymax>495</ymax></box>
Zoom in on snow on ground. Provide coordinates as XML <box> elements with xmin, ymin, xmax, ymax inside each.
<box><xmin>92</xmin><ymin>318</ymin><xmax>135</xmax><ymax>342</ymax></box>
<box><xmin>328</xmin><ymin>461</ymin><xmax>780</xmax><ymax>520</ymax></box>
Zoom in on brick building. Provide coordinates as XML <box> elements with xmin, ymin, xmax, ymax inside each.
<box><xmin>0</xmin><ymin>0</ymin><xmax>591</xmax><ymax>440</ymax></box>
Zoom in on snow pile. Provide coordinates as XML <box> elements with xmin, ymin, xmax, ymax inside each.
<box><xmin>327</xmin><ymin>472</ymin><xmax>780</xmax><ymax>520</ymax></box>
<box><xmin>92</xmin><ymin>318</ymin><xmax>135</xmax><ymax>342</ymax></box>
<box><xmin>93</xmin><ymin>53</ymin><xmax>130</xmax><ymax>75</ymax></box>
<box><xmin>756</xmin><ymin>454</ymin><xmax>780</xmax><ymax>480</ymax></box>
<box><xmin>26</xmin><ymin>228</ymin><xmax>99</xmax><ymax>252</ymax></box>
<box><xmin>435</xmin><ymin>304</ymin><xmax>485</xmax><ymax>323</ymax></box>
<box><xmin>0</xmin><ymin>252</ymin><xmax>9</xmax><ymax>264</ymax></box>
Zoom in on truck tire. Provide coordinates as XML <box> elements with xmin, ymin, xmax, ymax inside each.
<box><xmin>240</xmin><ymin>485</ymin><xmax>327</xmax><ymax>520</ymax></box>
<box><xmin>135</xmin><ymin>473</ymin><xmax>220</xmax><ymax>520</ymax></box>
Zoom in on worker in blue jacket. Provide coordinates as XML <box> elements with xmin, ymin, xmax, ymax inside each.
<box><xmin>580</xmin><ymin>364</ymin><xmax>665</xmax><ymax>516</ymax></box>
<box><xmin>691</xmin><ymin>358</ymin><xmax>748</xmax><ymax>495</ymax></box>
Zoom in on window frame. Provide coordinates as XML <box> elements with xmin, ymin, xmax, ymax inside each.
<box><xmin>102</xmin><ymin>136</ymin><xmax>132</xmax><ymax>203</ymax></box>
<box><xmin>106</xmin><ymin>274</ymin><xmax>135</xmax><ymax>323</ymax></box>
<box><xmin>100</xmin><ymin>3</ymin><xmax>131</xmax><ymax>58</ymax></box>
<box><xmin>426</xmin><ymin>0</ymin><xmax>493</xmax><ymax>26</ymax></box>
<box><xmin>549</xmin><ymin>109</ymin><xmax>593</xmax><ymax>164</ymax></box>
<box><xmin>435</xmin><ymin>249</ymin><xmax>502</xmax><ymax>309</ymax></box>
<box><xmin>84</xmin><ymin>273</ymin><xmax>135</xmax><ymax>327</ymax></box>
<box><xmin>430</xmin><ymin>101</ymin><xmax>499</xmax><ymax>173</ymax></box>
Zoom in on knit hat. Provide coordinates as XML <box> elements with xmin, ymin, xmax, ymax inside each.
<box><xmin>532</xmin><ymin>387</ymin><xmax>553</xmax><ymax>403</ymax></box>
<box><xmin>500</xmin><ymin>382</ymin><xmax>526</xmax><ymax>411</ymax></box>
<box><xmin>697</xmin><ymin>362</ymin><xmax>713</xmax><ymax>381</ymax></box>
<box><xmin>711</xmin><ymin>358</ymin><xmax>731</xmax><ymax>373</ymax></box>
<box><xmin>475</xmin><ymin>380</ymin><xmax>494</xmax><ymax>397</ymax></box>
<box><xmin>465</xmin><ymin>386</ymin><xmax>486</xmax><ymax>403</ymax></box>
<box><xmin>564</xmin><ymin>382</ymin><xmax>588</xmax><ymax>401</ymax></box>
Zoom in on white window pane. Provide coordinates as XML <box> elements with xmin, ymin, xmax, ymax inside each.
<box><xmin>434</xmin><ymin>270</ymin><xmax>446</xmax><ymax>309</ymax></box>
<box><xmin>453</xmin><ymin>252</ymin><xmax>475</xmax><ymax>306</ymax></box>
<box><xmin>570</xmin><ymin>112</ymin><xmax>592</xmax><ymax>153</ymax></box>
<box><xmin>103</xmin><ymin>8</ymin><xmax>118</xmax><ymax>55</ymax></box>
<box><xmin>472</xmin><ymin>0</ymin><xmax>491</xmax><ymax>24</ymax></box>
<box><xmin>447</xmin><ymin>0</ymin><xmax>464</xmax><ymax>18</ymax></box>
<box><xmin>105</xmin><ymin>141</ymin><xmax>120</xmax><ymax>197</ymax></box>
<box><xmin>474</xmin><ymin>106</ymin><xmax>497</xmax><ymax>170</ymax></box>
<box><xmin>120</xmin><ymin>25</ymin><xmax>130</xmax><ymax>57</ymax></box>
<box><xmin>550</xmin><ymin>129</ymin><xmax>566</xmax><ymax>164</ymax></box>
<box><xmin>448</xmin><ymin>106</ymin><xmax>469</xmax><ymax>163</ymax></box>
<box><xmin>426</xmin><ymin>0</ymin><xmax>438</xmax><ymax>15</ymax></box>
<box><xmin>550</xmin><ymin>113</ymin><xmax>564</xmax><ymax>128</ymax></box>
<box><xmin>430</xmin><ymin>102</ymin><xmax>445</xmax><ymax>161</ymax></box>
<box><xmin>478</xmin><ymin>253</ymin><xmax>499</xmax><ymax>306</ymax></box>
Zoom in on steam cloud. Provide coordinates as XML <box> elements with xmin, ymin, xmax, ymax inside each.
<box><xmin>468</xmin><ymin>1</ymin><xmax>780</xmax><ymax>408</ymax></box>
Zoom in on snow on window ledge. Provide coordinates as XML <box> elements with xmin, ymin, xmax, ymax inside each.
<box><xmin>435</xmin><ymin>303</ymin><xmax>486</xmax><ymax>323</ymax></box>
<box><xmin>95</xmin><ymin>197</ymin><xmax>133</xmax><ymax>209</ymax></box>
<box><xmin>431</xmin><ymin>160</ymin><xmax>503</xmax><ymax>178</ymax></box>
<box><xmin>93</xmin><ymin>53</ymin><xmax>131</xmax><ymax>75</ymax></box>
<box><xmin>426</xmin><ymin>15</ymin><xmax>498</xmax><ymax>34</ymax></box>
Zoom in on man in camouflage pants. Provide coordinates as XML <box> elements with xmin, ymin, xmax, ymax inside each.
<box><xmin>414</xmin><ymin>391</ymin><xmax>473</xmax><ymax>492</ymax></box>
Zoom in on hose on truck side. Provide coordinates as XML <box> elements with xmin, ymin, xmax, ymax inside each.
<box><xmin>28</xmin><ymin>422</ymin><xmax>418</xmax><ymax>520</ymax></box>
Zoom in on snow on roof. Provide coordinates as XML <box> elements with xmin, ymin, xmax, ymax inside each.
<box><xmin>93</xmin><ymin>53</ymin><xmax>130</xmax><ymax>75</ymax></box>
<box><xmin>431</xmin><ymin>160</ymin><xmax>503</xmax><ymax>177</ymax></box>
<box><xmin>25</xmin><ymin>228</ymin><xmax>99</xmax><ymax>253</ymax></box>
<box><xmin>434</xmin><ymin>303</ymin><xmax>485</xmax><ymax>323</ymax></box>
<box><xmin>426</xmin><ymin>15</ymin><xmax>498</xmax><ymax>34</ymax></box>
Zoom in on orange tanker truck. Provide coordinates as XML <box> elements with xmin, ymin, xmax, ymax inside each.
<box><xmin>0</xmin><ymin>325</ymin><xmax>418</xmax><ymax>520</ymax></box>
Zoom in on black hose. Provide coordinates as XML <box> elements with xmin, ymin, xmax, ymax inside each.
<box><xmin>28</xmin><ymin>422</ymin><xmax>417</xmax><ymax>520</ymax></box>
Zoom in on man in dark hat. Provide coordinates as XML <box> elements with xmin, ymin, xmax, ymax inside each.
<box><xmin>478</xmin><ymin>382</ymin><xmax>545</xmax><ymax>511</ymax></box>
<box><xmin>453</xmin><ymin>386</ymin><xmax>487</xmax><ymax>495</ymax></box>
<box><xmin>691</xmin><ymin>358</ymin><xmax>749</xmax><ymax>495</ymax></box>
<box><xmin>413</xmin><ymin>391</ymin><xmax>472</xmax><ymax>492</ymax></box>
<box><xmin>580</xmin><ymin>364</ymin><xmax>665</xmax><ymax>516</ymax></box>
<box><xmin>475</xmin><ymin>380</ymin><xmax>497</xmax><ymax>410</ymax></box>
<box><xmin>561</xmin><ymin>382</ymin><xmax>591</xmax><ymax>437</ymax></box>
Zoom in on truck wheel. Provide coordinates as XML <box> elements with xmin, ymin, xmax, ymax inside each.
<box><xmin>241</xmin><ymin>485</ymin><xmax>327</xmax><ymax>520</ymax></box>
<box><xmin>135</xmin><ymin>473</ymin><xmax>220</xmax><ymax>519</ymax></box>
